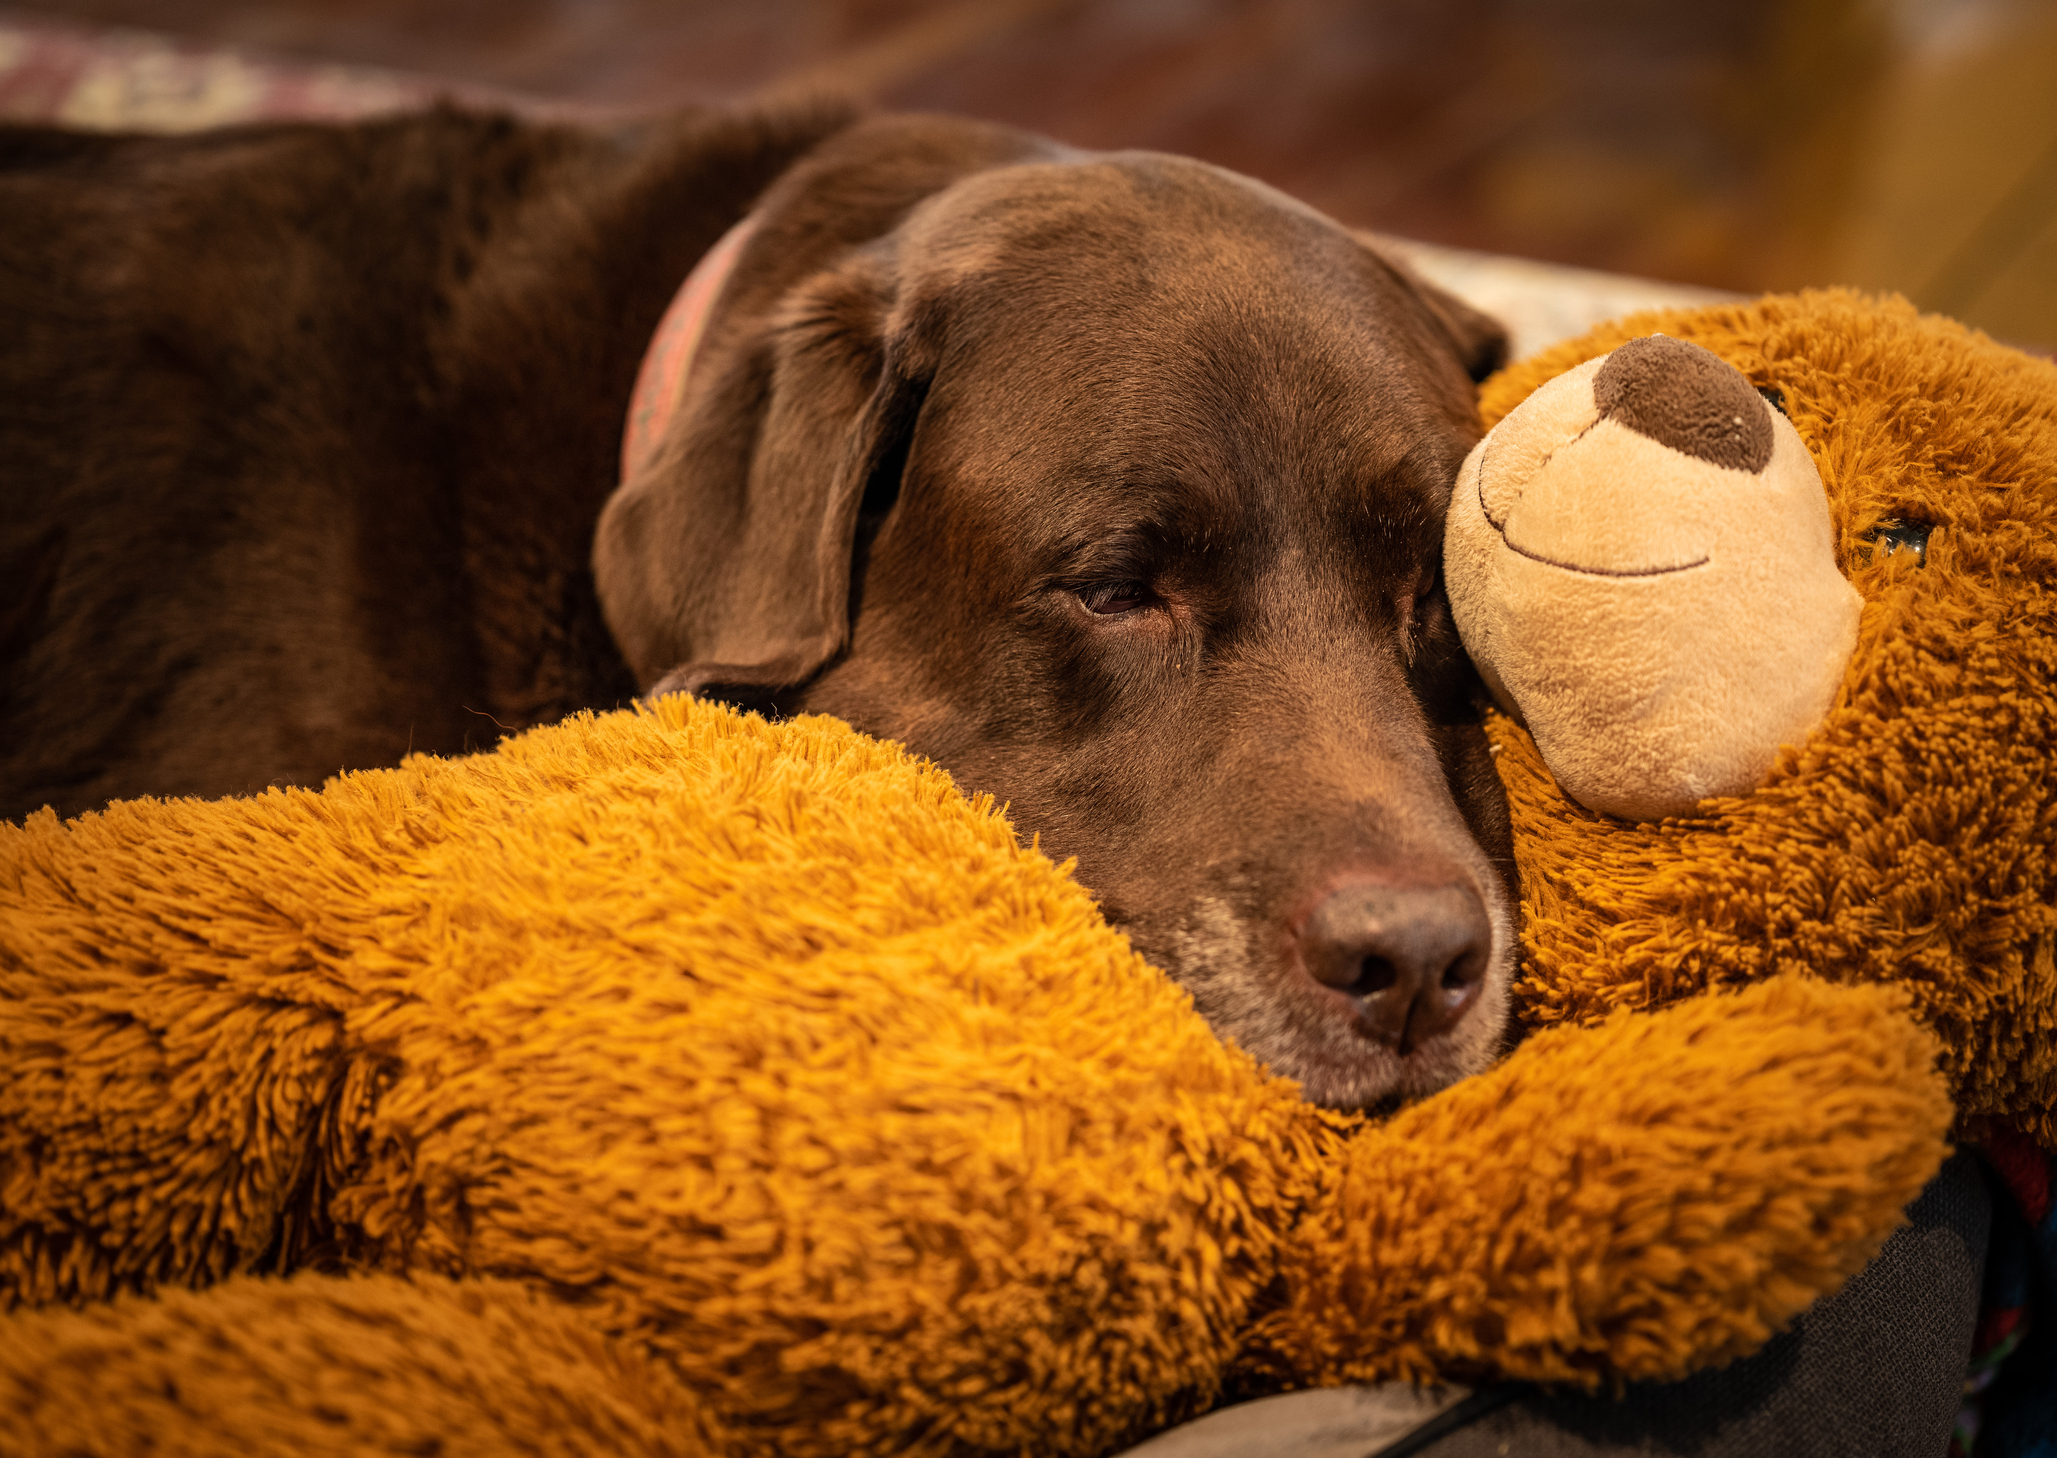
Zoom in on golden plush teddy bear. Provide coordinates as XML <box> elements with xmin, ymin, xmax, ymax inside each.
<box><xmin>1457</xmin><ymin>290</ymin><xmax>2053</xmax><ymax>1153</ymax></box>
<box><xmin>2</xmin><ymin>289</ymin><xmax>2049</xmax><ymax>1457</ymax></box>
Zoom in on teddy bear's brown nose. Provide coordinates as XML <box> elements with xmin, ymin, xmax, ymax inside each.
<box><xmin>1298</xmin><ymin>883</ymin><xmax>1491</xmax><ymax>1052</ymax></box>
<box><xmin>1593</xmin><ymin>333</ymin><xmax>1774</xmax><ymax>473</ymax></box>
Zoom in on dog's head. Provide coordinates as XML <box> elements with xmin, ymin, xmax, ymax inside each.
<box><xmin>596</xmin><ymin>114</ymin><xmax>1514</xmax><ymax>1108</ymax></box>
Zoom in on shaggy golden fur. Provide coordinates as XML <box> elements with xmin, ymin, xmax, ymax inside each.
<box><xmin>5</xmin><ymin>697</ymin><xmax>1945</xmax><ymax>1455</ymax></box>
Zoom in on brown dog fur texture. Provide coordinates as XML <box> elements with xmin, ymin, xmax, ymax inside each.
<box><xmin>2</xmin><ymin>104</ymin><xmax>1512</xmax><ymax>1107</ymax></box>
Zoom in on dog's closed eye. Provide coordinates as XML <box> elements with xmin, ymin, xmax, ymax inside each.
<box><xmin>1400</xmin><ymin>568</ymin><xmax>1460</xmax><ymax>669</ymax></box>
<box><xmin>1078</xmin><ymin>580</ymin><xmax>1154</xmax><ymax>616</ymax></box>
<box><xmin>1410</xmin><ymin>570</ymin><xmax>1439</xmax><ymax>621</ymax></box>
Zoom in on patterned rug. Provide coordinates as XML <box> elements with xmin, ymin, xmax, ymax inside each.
<box><xmin>0</xmin><ymin>7</ymin><xmax>1735</xmax><ymax>361</ymax></box>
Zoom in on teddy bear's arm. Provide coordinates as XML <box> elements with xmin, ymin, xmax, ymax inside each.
<box><xmin>1254</xmin><ymin>974</ymin><xmax>1951</xmax><ymax>1389</ymax></box>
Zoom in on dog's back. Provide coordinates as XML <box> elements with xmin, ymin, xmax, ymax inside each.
<box><xmin>0</xmin><ymin>104</ymin><xmax>849</xmax><ymax>821</ymax></box>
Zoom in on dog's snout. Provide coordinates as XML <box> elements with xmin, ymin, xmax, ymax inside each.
<box><xmin>1298</xmin><ymin>883</ymin><xmax>1492</xmax><ymax>1052</ymax></box>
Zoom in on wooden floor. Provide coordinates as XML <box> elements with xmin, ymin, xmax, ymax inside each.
<box><xmin>10</xmin><ymin>0</ymin><xmax>2056</xmax><ymax>349</ymax></box>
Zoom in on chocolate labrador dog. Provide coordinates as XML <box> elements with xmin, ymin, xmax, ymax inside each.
<box><xmin>1</xmin><ymin>102</ymin><xmax>1511</xmax><ymax>1108</ymax></box>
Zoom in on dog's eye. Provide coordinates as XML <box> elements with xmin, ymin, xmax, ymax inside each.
<box><xmin>1079</xmin><ymin>580</ymin><xmax>1151</xmax><ymax>615</ymax></box>
<box><xmin>1408</xmin><ymin>570</ymin><xmax>1444</xmax><ymax>627</ymax></box>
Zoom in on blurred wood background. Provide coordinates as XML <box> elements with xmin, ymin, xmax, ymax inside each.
<box><xmin>6</xmin><ymin>0</ymin><xmax>2054</xmax><ymax>349</ymax></box>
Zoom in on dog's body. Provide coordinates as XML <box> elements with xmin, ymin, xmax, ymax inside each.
<box><xmin>3</xmin><ymin>103</ymin><xmax>1514</xmax><ymax>1107</ymax></box>
<box><xmin>1</xmin><ymin>105</ymin><xmax>844</xmax><ymax>812</ymax></box>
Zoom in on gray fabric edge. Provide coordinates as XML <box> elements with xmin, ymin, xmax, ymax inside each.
<box><xmin>1109</xmin><ymin>1383</ymin><xmax>1473</xmax><ymax>1458</ymax></box>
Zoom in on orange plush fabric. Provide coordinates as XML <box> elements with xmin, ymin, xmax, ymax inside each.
<box><xmin>3</xmin><ymin>693</ymin><xmax>1947</xmax><ymax>1456</ymax></box>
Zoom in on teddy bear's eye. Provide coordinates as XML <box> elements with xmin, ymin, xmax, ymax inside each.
<box><xmin>1868</xmin><ymin>519</ymin><xmax>1933</xmax><ymax>566</ymax></box>
<box><xmin>1756</xmin><ymin>385</ymin><xmax>1787</xmax><ymax>416</ymax></box>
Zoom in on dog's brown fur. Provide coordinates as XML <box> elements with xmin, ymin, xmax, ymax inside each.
<box><xmin>0</xmin><ymin>103</ymin><xmax>849</xmax><ymax>815</ymax></box>
<box><xmin>2</xmin><ymin>104</ymin><xmax>1512</xmax><ymax>1107</ymax></box>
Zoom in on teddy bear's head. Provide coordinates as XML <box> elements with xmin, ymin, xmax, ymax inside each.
<box><xmin>1445</xmin><ymin>333</ymin><xmax>1863</xmax><ymax>821</ymax></box>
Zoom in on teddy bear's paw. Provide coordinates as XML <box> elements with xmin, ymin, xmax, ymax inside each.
<box><xmin>0</xmin><ymin>1271</ymin><xmax>724</xmax><ymax>1457</ymax></box>
<box><xmin>1255</xmin><ymin>973</ymin><xmax>1952</xmax><ymax>1390</ymax></box>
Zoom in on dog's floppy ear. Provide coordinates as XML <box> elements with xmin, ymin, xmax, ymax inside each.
<box><xmin>594</xmin><ymin>247</ymin><xmax>925</xmax><ymax>705</ymax></box>
<box><xmin>1413</xmin><ymin>277</ymin><xmax>1508</xmax><ymax>384</ymax></box>
<box><xmin>1352</xmin><ymin>231</ymin><xmax>1509</xmax><ymax>384</ymax></box>
<box><xmin>594</xmin><ymin>114</ymin><xmax>1045</xmax><ymax>706</ymax></box>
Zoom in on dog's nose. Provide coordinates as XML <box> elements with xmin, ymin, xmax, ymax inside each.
<box><xmin>1298</xmin><ymin>882</ymin><xmax>1492</xmax><ymax>1052</ymax></box>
